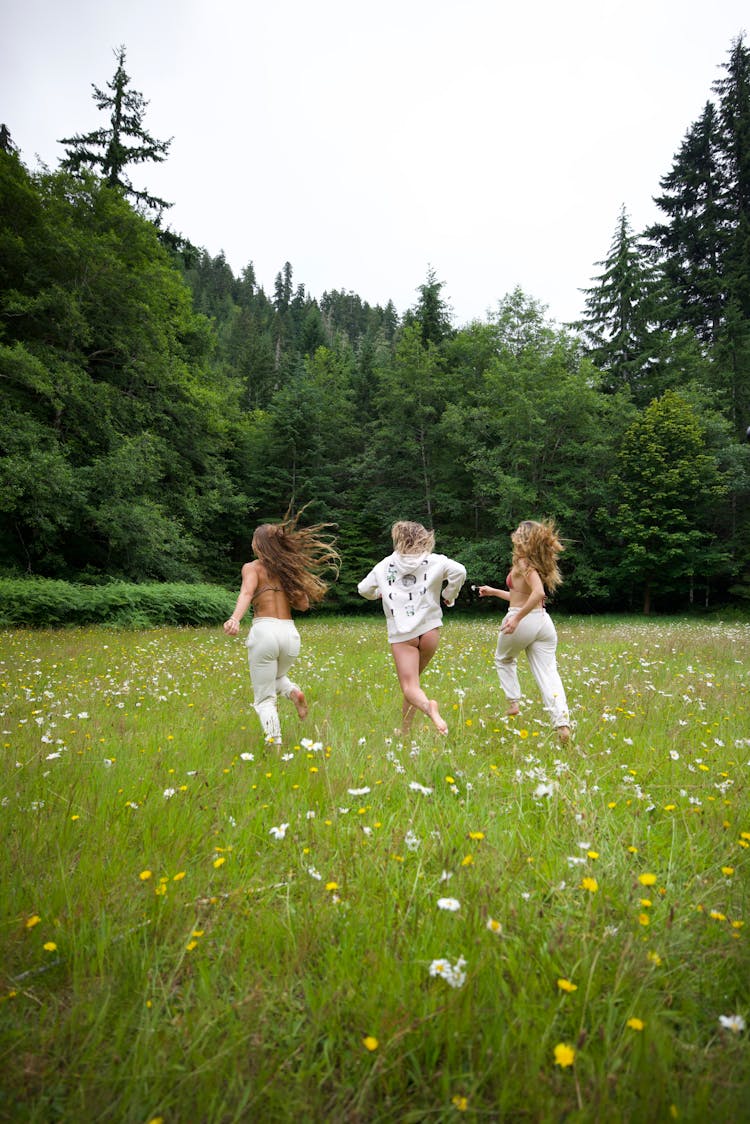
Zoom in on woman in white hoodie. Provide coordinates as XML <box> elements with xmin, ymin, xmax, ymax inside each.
<box><xmin>358</xmin><ymin>521</ymin><xmax>466</xmax><ymax>736</ymax></box>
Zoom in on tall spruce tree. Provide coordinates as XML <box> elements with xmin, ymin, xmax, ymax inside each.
<box><xmin>407</xmin><ymin>266</ymin><xmax>453</xmax><ymax>347</ymax></box>
<box><xmin>59</xmin><ymin>45</ymin><xmax>173</xmax><ymax>222</ymax></box>
<box><xmin>647</xmin><ymin>35</ymin><xmax>750</xmax><ymax>433</ymax></box>
<box><xmin>647</xmin><ymin>102</ymin><xmax>725</xmax><ymax>343</ymax></box>
<box><xmin>578</xmin><ymin>207</ymin><xmax>664</xmax><ymax>403</ymax></box>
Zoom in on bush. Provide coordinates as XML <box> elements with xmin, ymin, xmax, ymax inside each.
<box><xmin>0</xmin><ymin>579</ymin><xmax>236</xmax><ymax>628</ymax></box>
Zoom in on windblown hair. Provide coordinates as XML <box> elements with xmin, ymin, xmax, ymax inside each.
<box><xmin>511</xmin><ymin>518</ymin><xmax>564</xmax><ymax>592</ymax></box>
<box><xmin>251</xmin><ymin>507</ymin><xmax>340</xmax><ymax>605</ymax></box>
<box><xmin>391</xmin><ymin>520</ymin><xmax>436</xmax><ymax>556</ymax></box>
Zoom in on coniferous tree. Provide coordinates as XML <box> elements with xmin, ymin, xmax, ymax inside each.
<box><xmin>407</xmin><ymin>266</ymin><xmax>453</xmax><ymax>347</ymax></box>
<box><xmin>714</xmin><ymin>35</ymin><xmax>750</xmax><ymax>318</ymax></box>
<box><xmin>0</xmin><ymin>123</ymin><xmax>16</xmax><ymax>154</ymax></box>
<box><xmin>59</xmin><ymin>45</ymin><xmax>173</xmax><ymax>222</ymax></box>
<box><xmin>647</xmin><ymin>35</ymin><xmax>750</xmax><ymax>433</ymax></box>
<box><xmin>712</xmin><ymin>35</ymin><xmax>750</xmax><ymax>434</ymax></box>
<box><xmin>578</xmin><ymin>207</ymin><xmax>665</xmax><ymax>403</ymax></box>
<box><xmin>647</xmin><ymin>103</ymin><xmax>725</xmax><ymax>343</ymax></box>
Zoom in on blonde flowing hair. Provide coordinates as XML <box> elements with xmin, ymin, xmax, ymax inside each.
<box><xmin>391</xmin><ymin>520</ymin><xmax>436</xmax><ymax>556</ymax></box>
<box><xmin>251</xmin><ymin>506</ymin><xmax>340</xmax><ymax>605</ymax></box>
<box><xmin>511</xmin><ymin>519</ymin><xmax>564</xmax><ymax>592</ymax></box>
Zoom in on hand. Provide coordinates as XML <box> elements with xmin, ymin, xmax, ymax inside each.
<box><xmin>442</xmin><ymin>596</ymin><xmax>454</xmax><ymax>607</ymax></box>
<box><xmin>477</xmin><ymin>585</ymin><xmax>493</xmax><ymax>598</ymax></box>
<box><xmin>501</xmin><ymin>616</ymin><xmax>517</xmax><ymax>635</ymax></box>
<box><xmin>224</xmin><ymin>617</ymin><xmax>240</xmax><ymax>636</ymax></box>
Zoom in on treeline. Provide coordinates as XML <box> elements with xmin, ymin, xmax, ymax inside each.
<box><xmin>1</xmin><ymin>39</ymin><xmax>749</xmax><ymax>613</ymax></box>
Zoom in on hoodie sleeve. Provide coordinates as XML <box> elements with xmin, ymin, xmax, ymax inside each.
<box><xmin>357</xmin><ymin>567</ymin><xmax>381</xmax><ymax>600</ymax></box>
<box><xmin>441</xmin><ymin>556</ymin><xmax>467</xmax><ymax>606</ymax></box>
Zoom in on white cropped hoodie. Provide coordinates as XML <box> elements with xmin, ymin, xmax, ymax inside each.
<box><xmin>358</xmin><ymin>551</ymin><xmax>467</xmax><ymax>643</ymax></box>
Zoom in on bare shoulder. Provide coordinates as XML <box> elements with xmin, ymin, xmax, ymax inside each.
<box><xmin>241</xmin><ymin>559</ymin><xmax>263</xmax><ymax>591</ymax></box>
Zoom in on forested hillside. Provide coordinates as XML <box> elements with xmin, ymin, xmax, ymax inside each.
<box><xmin>1</xmin><ymin>39</ymin><xmax>749</xmax><ymax>613</ymax></box>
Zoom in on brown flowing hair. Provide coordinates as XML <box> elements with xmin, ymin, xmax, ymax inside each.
<box><xmin>511</xmin><ymin>519</ymin><xmax>564</xmax><ymax>592</ymax></box>
<box><xmin>251</xmin><ymin>506</ymin><xmax>340</xmax><ymax>605</ymax></box>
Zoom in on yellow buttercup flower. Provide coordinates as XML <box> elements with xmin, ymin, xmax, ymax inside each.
<box><xmin>362</xmin><ymin>1036</ymin><xmax>378</xmax><ymax>1051</ymax></box>
<box><xmin>554</xmin><ymin>1043</ymin><xmax>575</xmax><ymax>1067</ymax></box>
<box><xmin>557</xmin><ymin>978</ymin><xmax>578</xmax><ymax>993</ymax></box>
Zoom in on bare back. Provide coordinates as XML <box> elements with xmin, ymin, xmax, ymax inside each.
<box><xmin>245</xmin><ymin>560</ymin><xmax>292</xmax><ymax>619</ymax></box>
<box><xmin>508</xmin><ymin>563</ymin><xmax>543</xmax><ymax>608</ymax></box>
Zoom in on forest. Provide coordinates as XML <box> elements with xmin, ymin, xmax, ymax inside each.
<box><xmin>1</xmin><ymin>38</ymin><xmax>749</xmax><ymax>614</ymax></box>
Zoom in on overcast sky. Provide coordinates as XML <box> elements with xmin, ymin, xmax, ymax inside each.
<box><xmin>3</xmin><ymin>0</ymin><xmax>747</xmax><ymax>326</ymax></box>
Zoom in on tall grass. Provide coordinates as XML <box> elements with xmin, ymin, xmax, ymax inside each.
<box><xmin>1</xmin><ymin>616</ymin><xmax>749</xmax><ymax>1122</ymax></box>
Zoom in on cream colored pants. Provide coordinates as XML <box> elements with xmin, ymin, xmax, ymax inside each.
<box><xmin>246</xmin><ymin>618</ymin><xmax>301</xmax><ymax>743</ymax></box>
<box><xmin>494</xmin><ymin>608</ymin><xmax>569</xmax><ymax>729</ymax></box>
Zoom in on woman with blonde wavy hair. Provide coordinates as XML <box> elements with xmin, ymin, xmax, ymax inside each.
<box><xmin>358</xmin><ymin>520</ymin><xmax>466</xmax><ymax>736</ymax></box>
<box><xmin>224</xmin><ymin>508</ymin><xmax>339</xmax><ymax>747</ymax></box>
<box><xmin>478</xmin><ymin>519</ymin><xmax>570</xmax><ymax>743</ymax></box>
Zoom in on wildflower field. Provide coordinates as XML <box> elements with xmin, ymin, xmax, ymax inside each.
<box><xmin>1</xmin><ymin>616</ymin><xmax>749</xmax><ymax>1123</ymax></box>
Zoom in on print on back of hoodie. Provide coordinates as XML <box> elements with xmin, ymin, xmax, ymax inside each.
<box><xmin>387</xmin><ymin>556</ymin><xmax>429</xmax><ymax>624</ymax></box>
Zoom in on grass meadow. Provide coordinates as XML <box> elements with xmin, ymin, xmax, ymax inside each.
<box><xmin>1</xmin><ymin>615</ymin><xmax>749</xmax><ymax>1123</ymax></box>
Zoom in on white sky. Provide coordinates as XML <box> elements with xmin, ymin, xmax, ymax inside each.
<box><xmin>3</xmin><ymin>0</ymin><xmax>748</xmax><ymax>326</ymax></box>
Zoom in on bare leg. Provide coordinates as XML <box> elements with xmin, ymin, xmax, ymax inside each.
<box><xmin>391</xmin><ymin>630</ymin><xmax>447</xmax><ymax>735</ymax></box>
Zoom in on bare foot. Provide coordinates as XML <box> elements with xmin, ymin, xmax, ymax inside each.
<box><xmin>427</xmin><ymin>700</ymin><xmax>448</xmax><ymax>736</ymax></box>
<box><xmin>400</xmin><ymin>703</ymin><xmax>415</xmax><ymax>736</ymax></box>
<box><xmin>506</xmin><ymin>703</ymin><xmax>520</xmax><ymax>717</ymax></box>
<box><xmin>291</xmin><ymin>688</ymin><xmax>308</xmax><ymax>720</ymax></box>
<box><xmin>557</xmin><ymin>725</ymin><xmax>571</xmax><ymax>744</ymax></box>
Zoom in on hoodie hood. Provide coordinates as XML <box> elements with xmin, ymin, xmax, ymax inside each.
<box><xmin>390</xmin><ymin>551</ymin><xmax>430</xmax><ymax>577</ymax></box>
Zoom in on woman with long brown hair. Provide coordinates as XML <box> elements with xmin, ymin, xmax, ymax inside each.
<box><xmin>224</xmin><ymin>509</ymin><xmax>339</xmax><ymax>746</ymax></box>
<box><xmin>478</xmin><ymin>519</ymin><xmax>571</xmax><ymax>743</ymax></box>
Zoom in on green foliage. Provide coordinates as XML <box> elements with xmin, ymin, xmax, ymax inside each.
<box><xmin>614</xmin><ymin>391</ymin><xmax>730</xmax><ymax>611</ymax></box>
<box><xmin>3</xmin><ymin>33</ymin><xmax>750</xmax><ymax>610</ymax></box>
<box><xmin>0</xmin><ymin>578</ymin><xmax>235</xmax><ymax>627</ymax></box>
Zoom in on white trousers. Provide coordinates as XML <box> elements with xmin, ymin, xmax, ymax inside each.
<box><xmin>246</xmin><ymin>618</ymin><xmax>301</xmax><ymax>743</ymax></box>
<box><xmin>494</xmin><ymin>608</ymin><xmax>569</xmax><ymax>729</ymax></box>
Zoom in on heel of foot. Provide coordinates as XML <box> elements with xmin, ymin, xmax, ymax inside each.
<box><xmin>427</xmin><ymin>700</ymin><xmax>448</xmax><ymax>736</ymax></box>
<box><xmin>292</xmin><ymin>689</ymin><xmax>308</xmax><ymax>720</ymax></box>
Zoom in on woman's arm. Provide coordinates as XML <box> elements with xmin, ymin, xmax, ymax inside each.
<box><xmin>224</xmin><ymin>562</ymin><xmax>259</xmax><ymax>635</ymax></box>
<box><xmin>478</xmin><ymin>585</ymin><xmax>511</xmax><ymax>602</ymax></box>
<box><xmin>442</xmin><ymin>557</ymin><xmax>467</xmax><ymax>606</ymax></box>
<box><xmin>357</xmin><ymin>569</ymin><xmax>381</xmax><ymax>600</ymax></box>
<box><xmin>500</xmin><ymin>568</ymin><xmax>545</xmax><ymax>634</ymax></box>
